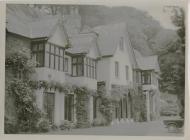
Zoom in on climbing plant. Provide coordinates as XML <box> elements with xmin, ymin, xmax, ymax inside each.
<box><xmin>74</xmin><ymin>87</ymin><xmax>91</xmax><ymax>128</ymax></box>
<box><xmin>5</xmin><ymin>47</ymin><xmax>50</xmax><ymax>133</ymax></box>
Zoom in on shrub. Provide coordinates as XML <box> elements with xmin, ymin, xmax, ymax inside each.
<box><xmin>92</xmin><ymin>116</ymin><xmax>107</xmax><ymax>126</ymax></box>
<box><xmin>4</xmin><ymin>115</ymin><xmax>18</xmax><ymax>134</ymax></box>
<box><xmin>36</xmin><ymin>117</ymin><xmax>50</xmax><ymax>133</ymax></box>
<box><xmin>59</xmin><ymin>120</ymin><xmax>76</xmax><ymax>130</ymax></box>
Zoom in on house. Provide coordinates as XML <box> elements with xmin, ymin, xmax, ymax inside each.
<box><xmin>93</xmin><ymin>23</ymin><xmax>160</xmax><ymax>123</ymax></box>
<box><xmin>93</xmin><ymin>23</ymin><xmax>138</xmax><ymax>123</ymax></box>
<box><xmin>6</xmin><ymin>5</ymin><xmax>160</xmax><ymax>127</ymax></box>
<box><xmin>133</xmin><ymin>49</ymin><xmax>160</xmax><ymax>121</ymax></box>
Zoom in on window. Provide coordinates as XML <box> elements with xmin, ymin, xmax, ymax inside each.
<box><xmin>125</xmin><ymin>65</ymin><xmax>129</xmax><ymax>80</ymax></box>
<box><xmin>64</xmin><ymin>94</ymin><xmax>74</xmax><ymax>121</ymax></box>
<box><xmin>64</xmin><ymin>58</ymin><xmax>68</xmax><ymax>72</ymax></box>
<box><xmin>141</xmin><ymin>71</ymin><xmax>151</xmax><ymax>84</ymax></box>
<box><xmin>119</xmin><ymin>37</ymin><xmax>124</xmax><ymax>51</ymax></box>
<box><xmin>44</xmin><ymin>92</ymin><xmax>55</xmax><ymax>124</ymax></box>
<box><xmin>85</xmin><ymin>57</ymin><xmax>97</xmax><ymax>79</ymax></box>
<box><xmin>45</xmin><ymin>43</ymin><xmax>64</xmax><ymax>71</ymax></box>
<box><xmin>115</xmin><ymin>61</ymin><xmax>119</xmax><ymax>78</ymax></box>
<box><xmin>32</xmin><ymin>42</ymin><xmax>65</xmax><ymax>71</ymax></box>
<box><xmin>31</xmin><ymin>41</ymin><xmax>45</xmax><ymax>67</ymax></box>
<box><xmin>72</xmin><ymin>56</ymin><xmax>84</xmax><ymax>76</ymax></box>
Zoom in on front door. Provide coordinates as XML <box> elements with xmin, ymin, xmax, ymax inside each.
<box><xmin>44</xmin><ymin>92</ymin><xmax>55</xmax><ymax>124</ymax></box>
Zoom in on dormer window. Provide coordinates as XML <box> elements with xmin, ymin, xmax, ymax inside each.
<box><xmin>119</xmin><ymin>37</ymin><xmax>124</xmax><ymax>51</ymax></box>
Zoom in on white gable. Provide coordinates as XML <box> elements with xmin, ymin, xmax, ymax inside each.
<box><xmin>48</xmin><ymin>24</ymin><xmax>68</xmax><ymax>48</ymax></box>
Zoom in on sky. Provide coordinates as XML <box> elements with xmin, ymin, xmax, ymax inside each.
<box><xmin>104</xmin><ymin>0</ymin><xmax>186</xmax><ymax>29</ymax></box>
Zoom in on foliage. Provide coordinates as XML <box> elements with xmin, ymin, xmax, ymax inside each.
<box><xmin>5</xmin><ymin>45</ymin><xmax>51</xmax><ymax>133</ymax></box>
<box><xmin>159</xmin><ymin>8</ymin><xmax>185</xmax><ymax>118</ymax></box>
<box><xmin>75</xmin><ymin>87</ymin><xmax>91</xmax><ymax>128</ymax></box>
<box><xmin>36</xmin><ymin>117</ymin><xmax>50</xmax><ymax>132</ymax></box>
<box><xmin>7</xmin><ymin>79</ymin><xmax>42</xmax><ymax>132</ymax></box>
<box><xmin>5</xmin><ymin>47</ymin><xmax>36</xmax><ymax>78</ymax></box>
<box><xmin>4</xmin><ymin>115</ymin><xmax>18</xmax><ymax>134</ymax></box>
<box><xmin>131</xmin><ymin>86</ymin><xmax>147</xmax><ymax>122</ymax></box>
<box><xmin>59</xmin><ymin>120</ymin><xmax>76</xmax><ymax>130</ymax></box>
<box><xmin>92</xmin><ymin>116</ymin><xmax>107</xmax><ymax>126</ymax></box>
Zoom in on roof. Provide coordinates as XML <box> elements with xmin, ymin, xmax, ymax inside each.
<box><xmin>134</xmin><ymin>49</ymin><xmax>160</xmax><ymax>72</ymax></box>
<box><xmin>66</xmin><ymin>33</ymin><xmax>97</xmax><ymax>54</ymax></box>
<box><xmin>93</xmin><ymin>23</ymin><xmax>127</xmax><ymax>56</ymax></box>
<box><xmin>6</xmin><ymin>5</ymin><xmax>61</xmax><ymax>38</ymax></box>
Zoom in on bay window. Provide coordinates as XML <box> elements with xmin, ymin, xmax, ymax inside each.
<box><xmin>31</xmin><ymin>41</ymin><xmax>65</xmax><ymax>71</ymax></box>
<box><xmin>31</xmin><ymin>41</ymin><xmax>45</xmax><ymax>67</ymax></box>
<box><xmin>72</xmin><ymin>56</ymin><xmax>84</xmax><ymax>76</ymax></box>
<box><xmin>85</xmin><ymin>57</ymin><xmax>96</xmax><ymax>79</ymax></box>
<box><xmin>141</xmin><ymin>70</ymin><xmax>151</xmax><ymax>85</ymax></box>
<box><xmin>45</xmin><ymin>43</ymin><xmax>64</xmax><ymax>71</ymax></box>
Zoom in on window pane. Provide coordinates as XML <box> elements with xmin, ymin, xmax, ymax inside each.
<box><xmin>89</xmin><ymin>65</ymin><xmax>91</xmax><ymax>78</ymax></box>
<box><xmin>60</xmin><ymin>49</ymin><xmax>64</xmax><ymax>57</ymax></box>
<box><xmin>78</xmin><ymin>64</ymin><xmax>83</xmax><ymax>76</ymax></box>
<box><xmin>115</xmin><ymin>61</ymin><xmax>119</xmax><ymax>77</ymax></box>
<box><xmin>45</xmin><ymin>52</ymin><xmax>49</xmax><ymax>67</ymax></box>
<box><xmin>50</xmin><ymin>54</ymin><xmax>54</xmax><ymax>68</ymax></box>
<box><xmin>55</xmin><ymin>56</ymin><xmax>59</xmax><ymax>70</ymax></box>
<box><xmin>78</xmin><ymin>57</ymin><xmax>83</xmax><ymax>63</ymax></box>
<box><xmin>84</xmin><ymin>58</ymin><xmax>87</xmax><ymax>65</ymax></box>
<box><xmin>64</xmin><ymin>58</ymin><xmax>68</xmax><ymax>72</ymax></box>
<box><xmin>32</xmin><ymin>53</ymin><xmax>36</xmax><ymax>63</ymax></box>
<box><xmin>126</xmin><ymin>65</ymin><xmax>129</xmax><ymax>80</ymax></box>
<box><xmin>32</xmin><ymin>44</ymin><xmax>38</xmax><ymax>51</ymax></box>
<box><xmin>39</xmin><ymin>43</ymin><xmax>44</xmax><ymax>51</ymax></box>
<box><xmin>72</xmin><ymin>58</ymin><xmax>77</xmax><ymax>63</ymax></box>
<box><xmin>37</xmin><ymin>52</ymin><xmax>44</xmax><ymax>66</ymax></box>
<box><xmin>72</xmin><ymin>65</ymin><xmax>77</xmax><ymax>76</ymax></box>
<box><xmin>56</xmin><ymin>47</ymin><xmax>59</xmax><ymax>55</ymax></box>
<box><xmin>45</xmin><ymin>43</ymin><xmax>50</xmax><ymax>52</ymax></box>
<box><xmin>92</xmin><ymin>67</ymin><xmax>94</xmax><ymax>78</ymax></box>
<box><xmin>51</xmin><ymin>45</ymin><xmax>54</xmax><ymax>53</ymax></box>
<box><xmin>60</xmin><ymin>57</ymin><xmax>64</xmax><ymax>71</ymax></box>
<box><xmin>86</xmin><ymin>65</ymin><xmax>88</xmax><ymax>77</ymax></box>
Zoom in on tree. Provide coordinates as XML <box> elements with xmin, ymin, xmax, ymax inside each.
<box><xmin>159</xmin><ymin>7</ymin><xmax>185</xmax><ymax>118</ymax></box>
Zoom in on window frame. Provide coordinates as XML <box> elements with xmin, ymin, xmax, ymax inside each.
<box><xmin>85</xmin><ymin>57</ymin><xmax>97</xmax><ymax>79</ymax></box>
<box><xmin>31</xmin><ymin>41</ymin><xmax>45</xmax><ymax>67</ymax></box>
<box><xmin>45</xmin><ymin>43</ymin><xmax>65</xmax><ymax>71</ymax></box>
<box><xmin>72</xmin><ymin>55</ymin><xmax>84</xmax><ymax>77</ymax></box>
<box><xmin>64</xmin><ymin>57</ymin><xmax>69</xmax><ymax>72</ymax></box>
<box><xmin>119</xmin><ymin>37</ymin><xmax>124</xmax><ymax>51</ymax></box>
<box><xmin>115</xmin><ymin>61</ymin><xmax>119</xmax><ymax>78</ymax></box>
<box><xmin>141</xmin><ymin>70</ymin><xmax>152</xmax><ymax>85</ymax></box>
<box><xmin>125</xmin><ymin>65</ymin><xmax>129</xmax><ymax>80</ymax></box>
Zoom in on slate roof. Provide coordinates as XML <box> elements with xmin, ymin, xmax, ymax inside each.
<box><xmin>66</xmin><ymin>33</ymin><xmax>97</xmax><ymax>54</ymax></box>
<box><xmin>6</xmin><ymin>5</ymin><xmax>61</xmax><ymax>38</ymax></box>
<box><xmin>134</xmin><ymin>49</ymin><xmax>160</xmax><ymax>72</ymax></box>
<box><xmin>93</xmin><ymin>23</ymin><xmax>127</xmax><ymax>56</ymax></box>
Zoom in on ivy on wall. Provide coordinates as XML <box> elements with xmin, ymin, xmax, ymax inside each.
<box><xmin>5</xmin><ymin>47</ymin><xmax>50</xmax><ymax>133</ymax></box>
<box><xmin>131</xmin><ymin>85</ymin><xmax>147</xmax><ymax>122</ymax></box>
<box><xmin>74</xmin><ymin>87</ymin><xmax>91</xmax><ymax>128</ymax></box>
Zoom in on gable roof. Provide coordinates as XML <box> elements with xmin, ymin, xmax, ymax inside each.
<box><xmin>6</xmin><ymin>5</ymin><xmax>62</xmax><ymax>39</ymax></box>
<box><xmin>66</xmin><ymin>33</ymin><xmax>97</xmax><ymax>54</ymax></box>
<box><xmin>134</xmin><ymin>49</ymin><xmax>160</xmax><ymax>72</ymax></box>
<box><xmin>93</xmin><ymin>22</ymin><xmax>127</xmax><ymax>56</ymax></box>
